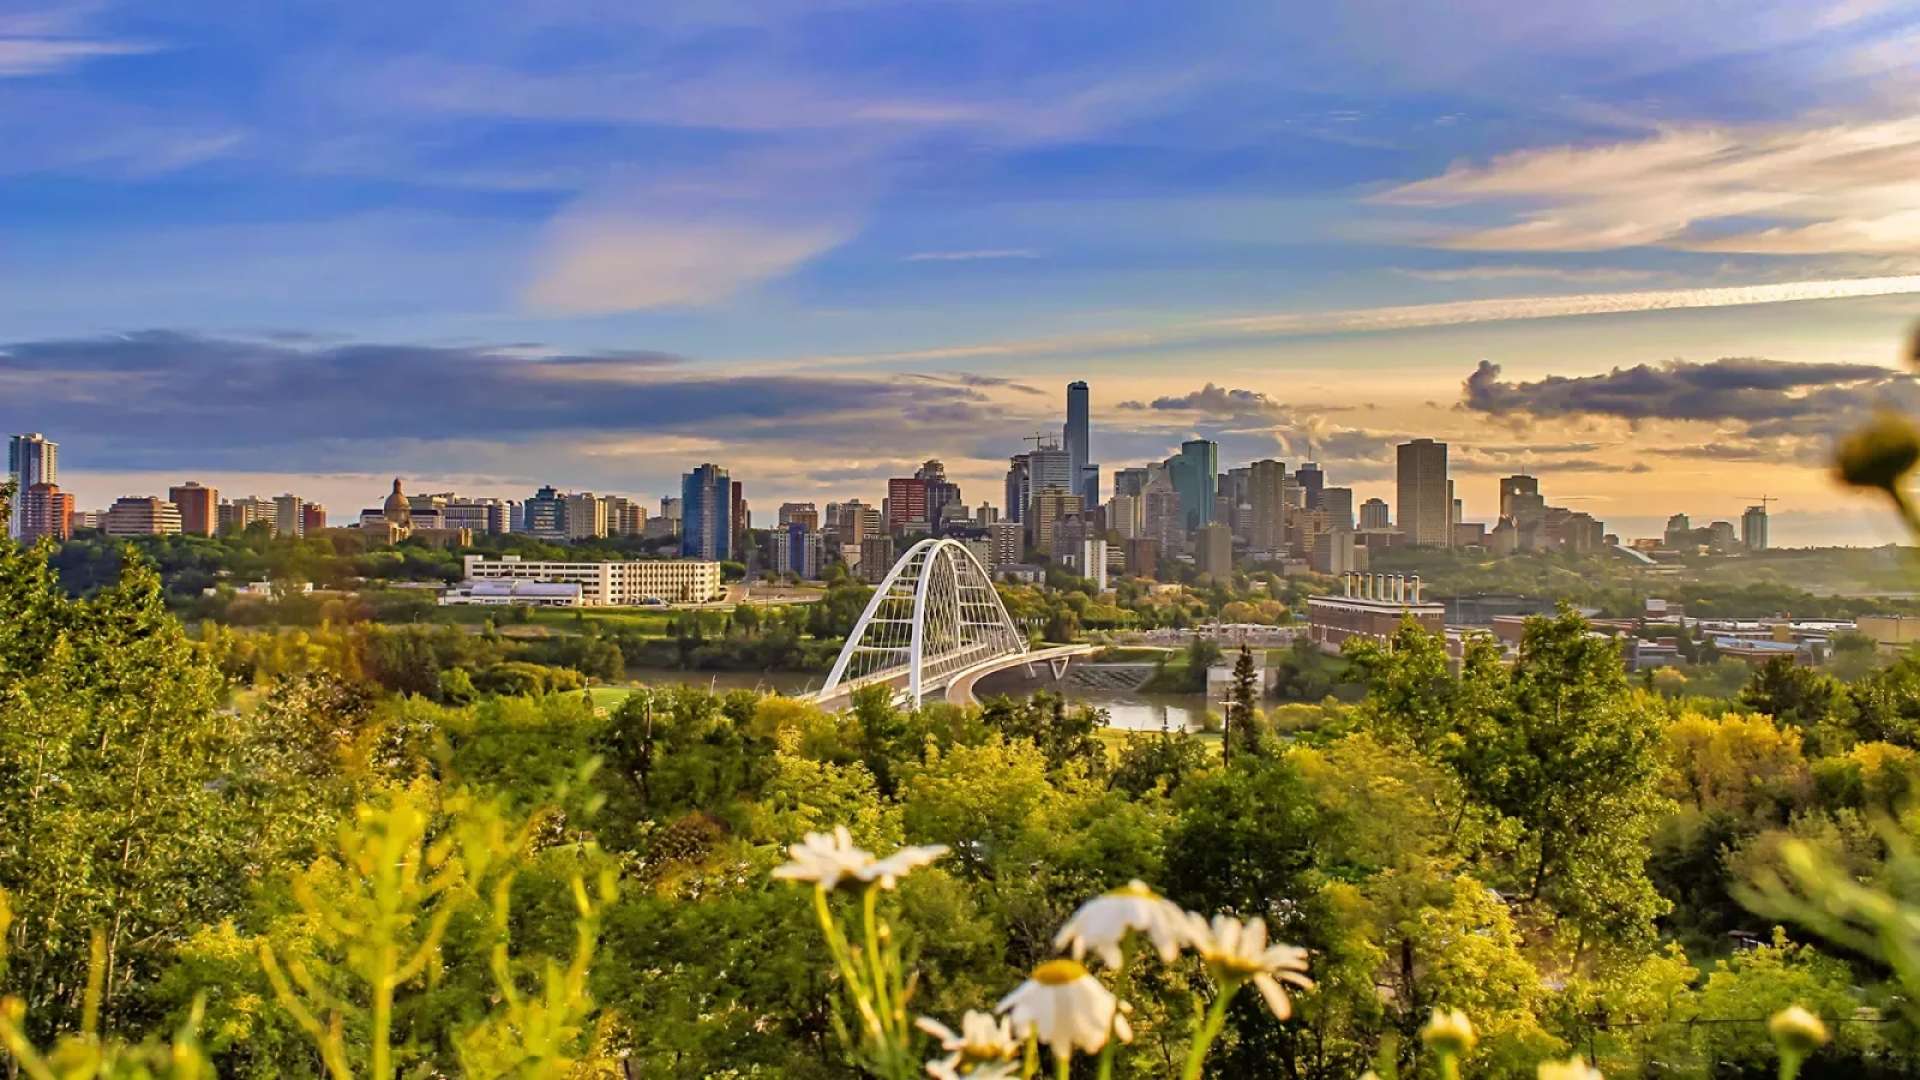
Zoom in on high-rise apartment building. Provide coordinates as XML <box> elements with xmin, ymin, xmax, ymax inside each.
<box><xmin>681</xmin><ymin>464</ymin><xmax>733</xmax><ymax>561</ymax></box>
<box><xmin>859</xmin><ymin>535</ymin><xmax>896</xmax><ymax>583</ymax></box>
<box><xmin>8</xmin><ymin>433</ymin><xmax>57</xmax><ymax>539</ymax></box>
<box><xmin>1359</xmin><ymin>498</ymin><xmax>1391</xmax><ymax>530</ymax></box>
<box><xmin>1029</xmin><ymin>490</ymin><xmax>1084</xmax><ymax>552</ymax></box>
<box><xmin>274</xmin><ymin>494</ymin><xmax>306</xmax><ymax>539</ymax></box>
<box><xmin>1106</xmin><ymin>493</ymin><xmax>1142</xmax><ymax>540</ymax></box>
<box><xmin>1742</xmin><ymin>505</ymin><xmax>1770</xmax><ymax>551</ymax></box>
<box><xmin>887</xmin><ymin>477</ymin><xmax>929</xmax><ymax>531</ymax></box>
<box><xmin>602</xmin><ymin>496</ymin><xmax>647</xmax><ymax>537</ymax></box>
<box><xmin>564</xmin><ymin>492</ymin><xmax>609</xmax><ymax>539</ymax></box>
<box><xmin>1197</xmin><ymin>522</ymin><xmax>1233</xmax><ymax>577</ymax></box>
<box><xmin>169</xmin><ymin>482</ymin><xmax>218</xmax><ymax>536</ymax></box>
<box><xmin>1064</xmin><ymin>381</ymin><xmax>1092</xmax><ymax>505</ymax></box>
<box><xmin>1248</xmin><ymin>459</ymin><xmax>1287</xmax><ymax>553</ymax></box>
<box><xmin>988</xmin><ymin>520</ymin><xmax>1023</xmax><ymax>568</ymax></box>
<box><xmin>105</xmin><ymin>496</ymin><xmax>182</xmax><ymax>537</ymax></box>
<box><xmin>220</xmin><ymin>495</ymin><xmax>276</xmax><ymax>535</ymax></box>
<box><xmin>1395</xmin><ymin>439</ymin><xmax>1450</xmax><ymax>547</ymax></box>
<box><xmin>20</xmin><ymin>483</ymin><xmax>74</xmax><ymax>543</ymax></box>
<box><xmin>1173</xmin><ymin>439</ymin><xmax>1219</xmax><ymax>531</ymax></box>
<box><xmin>302</xmin><ymin>503</ymin><xmax>327</xmax><ymax>535</ymax></box>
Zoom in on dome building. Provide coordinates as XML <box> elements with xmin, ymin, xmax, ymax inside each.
<box><xmin>383</xmin><ymin>478</ymin><xmax>413</xmax><ymax>535</ymax></box>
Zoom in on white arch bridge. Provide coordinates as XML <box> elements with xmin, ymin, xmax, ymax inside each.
<box><xmin>809</xmin><ymin>538</ymin><xmax>1093</xmax><ymax>710</ymax></box>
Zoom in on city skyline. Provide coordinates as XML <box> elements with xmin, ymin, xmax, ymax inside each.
<box><xmin>5</xmin><ymin>3</ymin><xmax>1920</xmax><ymax>544</ymax></box>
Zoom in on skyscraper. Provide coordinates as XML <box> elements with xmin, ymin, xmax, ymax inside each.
<box><xmin>1248</xmin><ymin>459</ymin><xmax>1288</xmax><ymax>553</ymax></box>
<box><xmin>169</xmin><ymin>482</ymin><xmax>219</xmax><ymax>537</ymax></box>
<box><xmin>681</xmin><ymin>464</ymin><xmax>733</xmax><ymax>560</ymax></box>
<box><xmin>1499</xmin><ymin>475</ymin><xmax>1539</xmax><ymax>519</ymax></box>
<box><xmin>20</xmin><ymin>483</ymin><xmax>74</xmax><ymax>543</ymax></box>
<box><xmin>1742</xmin><ymin>505</ymin><xmax>1770</xmax><ymax>551</ymax></box>
<box><xmin>1296</xmin><ymin>462</ymin><xmax>1324</xmax><ymax>509</ymax></box>
<box><xmin>1173</xmin><ymin>439</ymin><xmax>1219</xmax><ymax>531</ymax></box>
<box><xmin>1004</xmin><ymin>454</ymin><xmax>1030</xmax><ymax>524</ymax></box>
<box><xmin>1064</xmin><ymin>381</ymin><xmax>1092</xmax><ymax>504</ymax></box>
<box><xmin>1319</xmin><ymin>487</ymin><xmax>1355</xmax><ymax>532</ymax></box>
<box><xmin>8</xmin><ymin>433</ymin><xmax>57</xmax><ymax>539</ymax></box>
<box><xmin>1359</xmin><ymin>498</ymin><xmax>1390</xmax><ymax>530</ymax></box>
<box><xmin>524</xmin><ymin>486</ymin><xmax>568</xmax><ymax>540</ymax></box>
<box><xmin>1396</xmin><ymin>439</ymin><xmax>1450</xmax><ymax>547</ymax></box>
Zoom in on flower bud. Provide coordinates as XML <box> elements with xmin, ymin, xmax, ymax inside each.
<box><xmin>1835</xmin><ymin>414</ymin><xmax>1920</xmax><ymax>494</ymax></box>
<box><xmin>1420</xmin><ymin>1007</ymin><xmax>1476</xmax><ymax>1058</ymax></box>
<box><xmin>1768</xmin><ymin>1005</ymin><xmax>1829</xmax><ymax>1057</ymax></box>
<box><xmin>1536</xmin><ymin>1057</ymin><xmax>1603</xmax><ymax>1080</ymax></box>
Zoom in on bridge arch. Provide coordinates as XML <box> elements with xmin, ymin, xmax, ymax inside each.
<box><xmin>817</xmin><ymin>538</ymin><xmax>1028</xmax><ymax>706</ymax></box>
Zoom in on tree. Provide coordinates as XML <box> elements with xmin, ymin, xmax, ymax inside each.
<box><xmin>1228</xmin><ymin>643</ymin><xmax>1264</xmax><ymax>760</ymax></box>
<box><xmin>1739</xmin><ymin>657</ymin><xmax>1842</xmax><ymax>733</ymax></box>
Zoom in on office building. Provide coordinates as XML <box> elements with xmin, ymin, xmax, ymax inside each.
<box><xmin>19</xmin><ymin>483</ymin><xmax>74</xmax><ymax>543</ymax></box>
<box><xmin>1319</xmin><ymin>487</ymin><xmax>1354</xmax><ymax>532</ymax></box>
<box><xmin>1064</xmin><ymin>381</ymin><xmax>1092</xmax><ymax>505</ymax></box>
<box><xmin>1125</xmin><ymin>537</ymin><xmax>1160</xmax><ymax>579</ymax></box>
<box><xmin>1310</xmin><ymin>528</ymin><xmax>1361</xmax><ymax>575</ymax></box>
<box><xmin>1359</xmin><ymin>498</ymin><xmax>1391</xmax><ymax>530</ymax></box>
<box><xmin>105</xmin><ymin>496</ymin><xmax>182</xmax><ymax>537</ymax></box>
<box><xmin>602</xmin><ymin>496</ymin><xmax>647</xmax><ymax>537</ymax></box>
<box><xmin>681</xmin><ymin>464</ymin><xmax>732</xmax><ymax>561</ymax></box>
<box><xmin>1004</xmin><ymin>454</ymin><xmax>1030</xmax><ymax>524</ymax></box>
<box><xmin>8</xmin><ymin>433</ymin><xmax>57</xmax><ymax>539</ymax></box>
<box><xmin>1025</xmin><ymin>441</ymin><xmax>1075</xmax><ymax>509</ymax></box>
<box><xmin>1112</xmin><ymin>467</ymin><xmax>1150</xmax><ymax>499</ymax></box>
<box><xmin>273</xmin><ymin>494</ymin><xmax>306</xmax><ymax>539</ymax></box>
<box><xmin>778</xmin><ymin>502</ymin><xmax>820</xmax><ymax>530</ymax></box>
<box><xmin>1499</xmin><ymin>475</ymin><xmax>1539</xmax><ymax>519</ymax></box>
<box><xmin>1248</xmin><ymin>459</ymin><xmax>1287</xmax><ymax>553</ymax></box>
<box><xmin>1141</xmin><ymin>466</ymin><xmax>1184</xmax><ymax>553</ymax></box>
<box><xmin>1395</xmin><ymin>439</ymin><xmax>1450</xmax><ymax>547</ymax></box>
<box><xmin>917</xmin><ymin>459</ymin><xmax>963</xmax><ymax>527</ymax></box>
<box><xmin>975</xmin><ymin>503</ymin><xmax>1000</xmax><ymax>526</ymax></box>
<box><xmin>522</xmin><ymin>486</ymin><xmax>567</xmax><ymax>540</ymax></box>
<box><xmin>1079</xmin><ymin>464</ymin><xmax>1100</xmax><ymax>511</ymax></box>
<box><xmin>1065</xmin><ymin>538</ymin><xmax>1109</xmax><ymax>590</ymax></box>
<box><xmin>1173</xmin><ymin>439</ymin><xmax>1219</xmax><ymax>531</ymax></box>
<box><xmin>462</xmin><ymin>554</ymin><xmax>722</xmax><ymax>605</ymax></box>
<box><xmin>169</xmin><ymin>482</ymin><xmax>218</xmax><ymax>536</ymax></box>
<box><xmin>1743</xmin><ymin>505</ymin><xmax>1770</xmax><ymax>551</ymax></box>
<box><xmin>730</xmin><ymin>480</ymin><xmax>749</xmax><ymax>558</ymax></box>
<box><xmin>1030</xmin><ymin>490</ymin><xmax>1084</xmax><ymax>553</ymax></box>
<box><xmin>887</xmin><ymin>476</ymin><xmax>929</xmax><ymax>531</ymax></box>
<box><xmin>776</xmin><ymin>523</ymin><xmax>823</xmax><ymax>579</ymax></box>
<box><xmin>1106</xmin><ymin>493</ymin><xmax>1142</xmax><ymax>540</ymax></box>
<box><xmin>1197</xmin><ymin>522</ymin><xmax>1233</xmax><ymax>577</ymax></box>
<box><xmin>1296</xmin><ymin>462</ymin><xmax>1324</xmax><ymax>508</ymax></box>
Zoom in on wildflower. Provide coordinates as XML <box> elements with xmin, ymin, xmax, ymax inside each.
<box><xmin>1420</xmin><ymin>1007</ymin><xmax>1477</xmax><ymax>1058</ymax></box>
<box><xmin>1053</xmin><ymin>880</ymin><xmax>1190</xmax><ymax>967</ymax></box>
<box><xmin>1536</xmin><ymin>1058</ymin><xmax>1603</xmax><ymax>1080</ymax></box>
<box><xmin>916</xmin><ymin>1011</ymin><xmax>1022</xmax><ymax>1079</ymax></box>
<box><xmin>1835</xmin><ymin>414</ymin><xmax>1920</xmax><ymax>494</ymax></box>
<box><xmin>1182</xmin><ymin>912</ymin><xmax>1313</xmax><ymax>1019</ymax></box>
<box><xmin>997</xmin><ymin>958</ymin><xmax>1131</xmax><ymax>1059</ymax></box>
<box><xmin>1768</xmin><ymin>1005</ymin><xmax>1829</xmax><ymax>1057</ymax></box>
<box><xmin>771</xmin><ymin>826</ymin><xmax>947</xmax><ymax>891</ymax></box>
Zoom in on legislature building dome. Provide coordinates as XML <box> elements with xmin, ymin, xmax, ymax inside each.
<box><xmin>383</xmin><ymin>478</ymin><xmax>412</xmax><ymax>529</ymax></box>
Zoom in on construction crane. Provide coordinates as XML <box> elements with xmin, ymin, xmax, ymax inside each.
<box><xmin>1745</xmin><ymin>495</ymin><xmax>1777</xmax><ymax>513</ymax></box>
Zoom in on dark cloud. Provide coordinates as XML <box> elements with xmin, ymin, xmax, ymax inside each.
<box><xmin>1121</xmin><ymin>383</ymin><xmax>1283</xmax><ymax>417</ymax></box>
<box><xmin>1461</xmin><ymin>357</ymin><xmax>1915</xmax><ymax>430</ymax></box>
<box><xmin>0</xmin><ymin>329</ymin><xmax>995</xmax><ymax>474</ymax></box>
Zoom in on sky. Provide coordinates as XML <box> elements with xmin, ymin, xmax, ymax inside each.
<box><xmin>5</xmin><ymin>0</ymin><xmax>1920</xmax><ymax>545</ymax></box>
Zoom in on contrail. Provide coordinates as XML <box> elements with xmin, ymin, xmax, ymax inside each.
<box><xmin>801</xmin><ymin>274</ymin><xmax>1920</xmax><ymax>367</ymax></box>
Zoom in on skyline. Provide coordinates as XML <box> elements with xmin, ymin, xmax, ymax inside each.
<box><xmin>5</xmin><ymin>2</ymin><xmax>1920</xmax><ymax>544</ymax></box>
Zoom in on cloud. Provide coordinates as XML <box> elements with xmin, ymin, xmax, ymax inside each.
<box><xmin>522</xmin><ymin>215</ymin><xmax>852</xmax><ymax>312</ymax></box>
<box><xmin>904</xmin><ymin>249</ymin><xmax>1041</xmax><ymax>262</ymax></box>
<box><xmin>1381</xmin><ymin>113</ymin><xmax>1920</xmax><ymax>255</ymax></box>
<box><xmin>0</xmin><ymin>36</ymin><xmax>156</xmax><ymax>76</ymax></box>
<box><xmin>1392</xmin><ymin>266</ymin><xmax>1662</xmax><ymax>284</ymax></box>
<box><xmin>1125</xmin><ymin>383</ymin><xmax>1286</xmax><ymax>418</ymax></box>
<box><xmin>813</xmin><ymin>275</ymin><xmax>1920</xmax><ymax>367</ymax></box>
<box><xmin>1459</xmin><ymin>356</ymin><xmax>1920</xmax><ymax>460</ymax></box>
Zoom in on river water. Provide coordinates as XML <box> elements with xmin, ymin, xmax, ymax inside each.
<box><xmin>619</xmin><ymin>666</ymin><xmax>1211</xmax><ymax>732</ymax></box>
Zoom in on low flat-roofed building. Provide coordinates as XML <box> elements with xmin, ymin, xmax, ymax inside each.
<box><xmin>440</xmin><ymin>580</ymin><xmax>583</xmax><ymax>608</ymax></box>
<box><xmin>1306</xmin><ymin>572</ymin><xmax>1443</xmax><ymax>653</ymax></box>
<box><xmin>462</xmin><ymin>554</ymin><xmax>722</xmax><ymax>605</ymax></box>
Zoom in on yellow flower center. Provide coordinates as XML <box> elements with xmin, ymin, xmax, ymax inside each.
<box><xmin>1111</xmin><ymin>881</ymin><xmax>1157</xmax><ymax>899</ymax></box>
<box><xmin>1210</xmin><ymin>953</ymin><xmax>1266</xmax><ymax>978</ymax></box>
<box><xmin>1032</xmin><ymin>958</ymin><xmax>1090</xmax><ymax>985</ymax></box>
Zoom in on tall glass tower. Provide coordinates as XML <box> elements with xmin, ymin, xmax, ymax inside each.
<box><xmin>680</xmin><ymin>463</ymin><xmax>733</xmax><ymax>560</ymax></box>
<box><xmin>1174</xmin><ymin>438</ymin><xmax>1218</xmax><ymax>531</ymax></box>
<box><xmin>1064</xmin><ymin>381</ymin><xmax>1090</xmax><ymax>503</ymax></box>
<box><xmin>8</xmin><ymin>432</ymin><xmax>57</xmax><ymax>539</ymax></box>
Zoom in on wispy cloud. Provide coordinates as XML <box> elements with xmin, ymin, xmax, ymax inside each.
<box><xmin>0</xmin><ymin>36</ymin><xmax>154</xmax><ymax>76</ymax></box>
<box><xmin>1381</xmin><ymin>113</ymin><xmax>1920</xmax><ymax>255</ymax></box>
<box><xmin>522</xmin><ymin>215</ymin><xmax>853</xmax><ymax>313</ymax></box>
<box><xmin>1392</xmin><ymin>265</ymin><xmax>1662</xmax><ymax>284</ymax></box>
<box><xmin>814</xmin><ymin>274</ymin><xmax>1920</xmax><ymax>366</ymax></box>
<box><xmin>904</xmin><ymin>248</ymin><xmax>1041</xmax><ymax>262</ymax></box>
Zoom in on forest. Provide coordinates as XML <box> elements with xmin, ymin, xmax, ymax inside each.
<box><xmin>7</xmin><ymin>475</ymin><xmax>1920</xmax><ymax>1079</ymax></box>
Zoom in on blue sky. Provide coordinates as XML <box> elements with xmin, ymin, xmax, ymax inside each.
<box><xmin>5</xmin><ymin>0</ymin><xmax>1920</xmax><ymax>543</ymax></box>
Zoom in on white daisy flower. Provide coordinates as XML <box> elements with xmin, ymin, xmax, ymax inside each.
<box><xmin>1183</xmin><ymin>912</ymin><xmax>1313</xmax><ymax>1020</ymax></box>
<box><xmin>1053</xmin><ymin>880</ymin><xmax>1190</xmax><ymax>967</ymax></box>
<box><xmin>916</xmin><ymin>1010</ymin><xmax>1022</xmax><ymax>1078</ymax></box>
<box><xmin>1420</xmin><ymin>1006</ymin><xmax>1477</xmax><ymax>1057</ymax></box>
<box><xmin>771</xmin><ymin>826</ymin><xmax>948</xmax><ymax>891</ymax></box>
<box><xmin>1535</xmin><ymin>1057</ymin><xmax>1603</xmax><ymax>1080</ymax></box>
<box><xmin>997</xmin><ymin>958</ymin><xmax>1132</xmax><ymax>1059</ymax></box>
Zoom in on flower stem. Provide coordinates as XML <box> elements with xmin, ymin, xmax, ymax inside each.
<box><xmin>812</xmin><ymin>885</ymin><xmax>883</xmax><ymax>1040</ymax></box>
<box><xmin>1438</xmin><ymin>1049</ymin><xmax>1461</xmax><ymax>1080</ymax></box>
<box><xmin>1182</xmin><ymin>980</ymin><xmax>1240</xmax><ymax>1080</ymax></box>
<box><xmin>862</xmin><ymin>884</ymin><xmax>894</xmax><ymax>1038</ymax></box>
<box><xmin>1056</xmin><ymin>1049</ymin><xmax>1073</xmax><ymax>1080</ymax></box>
